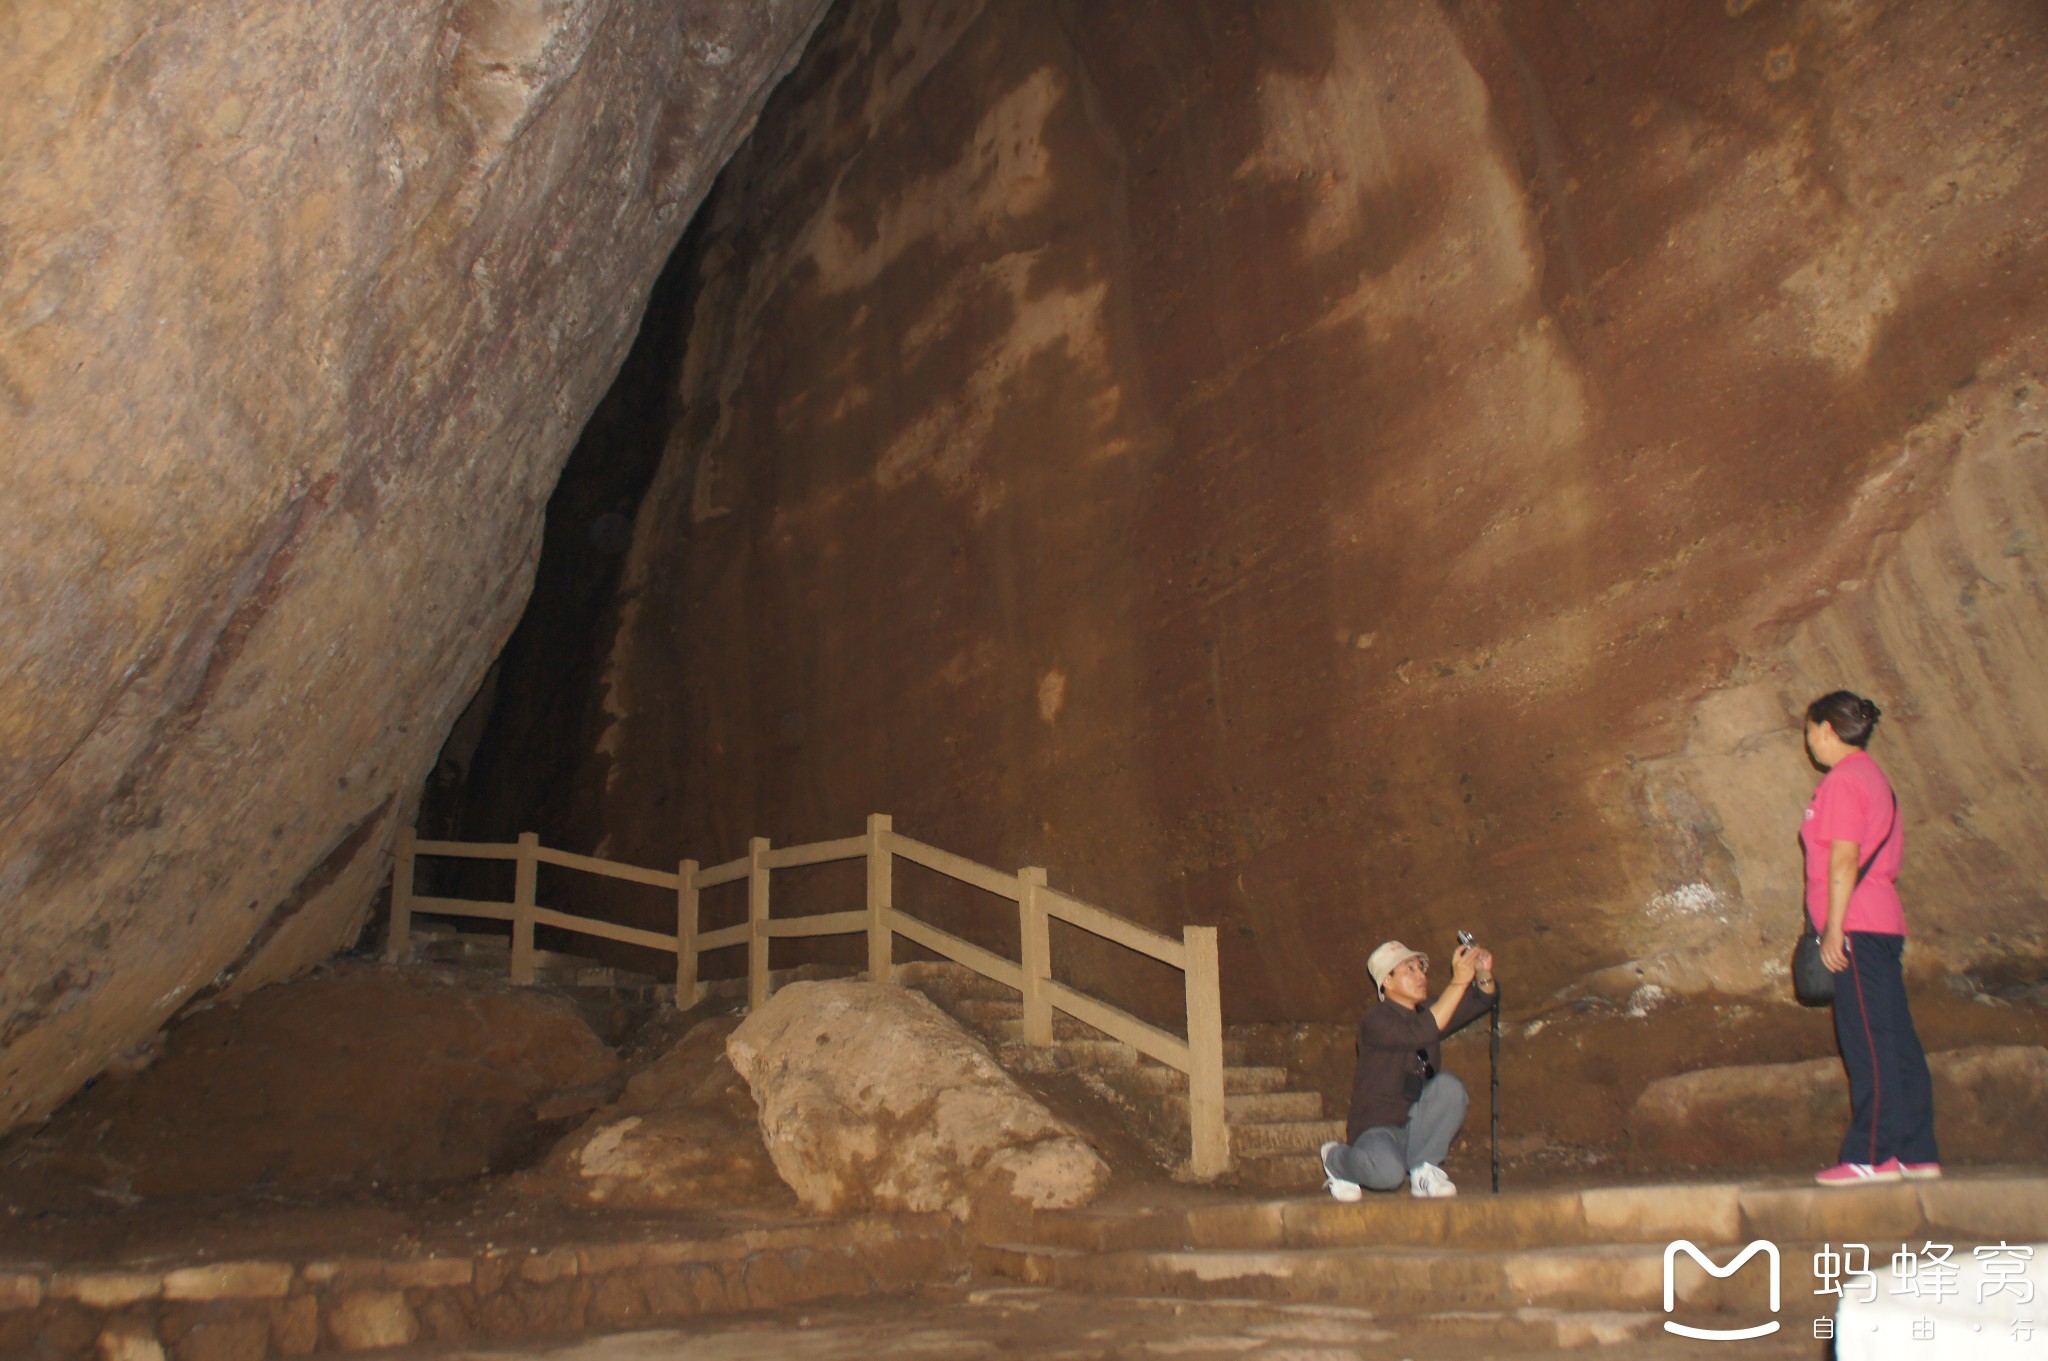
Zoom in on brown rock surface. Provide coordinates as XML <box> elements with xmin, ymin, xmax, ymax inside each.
<box><xmin>1</xmin><ymin>965</ymin><xmax>617</xmax><ymax>1199</ymax></box>
<box><xmin>1629</xmin><ymin>1043</ymin><xmax>2048</xmax><ymax>1171</ymax></box>
<box><xmin>463</xmin><ymin>0</ymin><xmax>2048</xmax><ymax>1028</ymax></box>
<box><xmin>726</xmin><ymin>980</ymin><xmax>1110</xmax><ymax>1218</ymax></box>
<box><xmin>0</xmin><ymin>0</ymin><xmax>834</xmax><ymax>1134</ymax></box>
<box><xmin>525</xmin><ymin>1015</ymin><xmax>793</xmax><ymax>1210</ymax></box>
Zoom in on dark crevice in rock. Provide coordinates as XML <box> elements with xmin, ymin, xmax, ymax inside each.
<box><xmin>421</xmin><ymin>207</ymin><xmax>718</xmax><ymax>860</ymax></box>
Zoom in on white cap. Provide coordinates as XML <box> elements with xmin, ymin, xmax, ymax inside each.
<box><xmin>1368</xmin><ymin>940</ymin><xmax>1427</xmax><ymax>994</ymax></box>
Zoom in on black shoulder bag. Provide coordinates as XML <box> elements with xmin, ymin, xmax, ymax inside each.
<box><xmin>1792</xmin><ymin>794</ymin><xmax>1897</xmax><ymax>1007</ymax></box>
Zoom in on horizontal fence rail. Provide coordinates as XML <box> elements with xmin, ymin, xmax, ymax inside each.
<box><xmin>386</xmin><ymin>815</ymin><xmax>1229</xmax><ymax>1177</ymax></box>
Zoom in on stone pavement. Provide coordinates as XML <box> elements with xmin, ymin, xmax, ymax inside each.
<box><xmin>383</xmin><ymin>1285</ymin><xmax>1823</xmax><ymax>1360</ymax></box>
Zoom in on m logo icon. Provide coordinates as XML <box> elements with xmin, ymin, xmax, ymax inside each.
<box><xmin>1662</xmin><ymin>1239</ymin><xmax>1782</xmax><ymax>1340</ymax></box>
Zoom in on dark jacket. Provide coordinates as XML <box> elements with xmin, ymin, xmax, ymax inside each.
<box><xmin>1345</xmin><ymin>983</ymin><xmax>1497</xmax><ymax>1142</ymax></box>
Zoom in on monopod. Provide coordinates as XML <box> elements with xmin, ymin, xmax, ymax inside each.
<box><xmin>1489</xmin><ymin>990</ymin><xmax>1501</xmax><ymax>1193</ymax></box>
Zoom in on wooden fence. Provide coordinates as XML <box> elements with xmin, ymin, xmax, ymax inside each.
<box><xmin>385</xmin><ymin>815</ymin><xmax>1230</xmax><ymax>1177</ymax></box>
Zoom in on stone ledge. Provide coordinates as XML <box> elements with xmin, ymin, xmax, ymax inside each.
<box><xmin>301</xmin><ymin>1257</ymin><xmax>475</xmax><ymax>1289</ymax></box>
<box><xmin>1022</xmin><ymin>1171</ymin><xmax>2048</xmax><ymax>1256</ymax></box>
<box><xmin>0</xmin><ymin>1272</ymin><xmax>42</xmax><ymax>1311</ymax></box>
<box><xmin>162</xmin><ymin>1261</ymin><xmax>296</xmax><ymax>1301</ymax></box>
<box><xmin>0</xmin><ymin>1216</ymin><xmax>964</xmax><ymax>1359</ymax></box>
<box><xmin>49</xmin><ymin>1270</ymin><xmax>160</xmax><ymax>1308</ymax></box>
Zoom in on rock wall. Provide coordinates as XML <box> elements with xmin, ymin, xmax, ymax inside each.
<box><xmin>448</xmin><ymin>0</ymin><xmax>2048</xmax><ymax>1023</ymax></box>
<box><xmin>0</xmin><ymin>0</ymin><xmax>833</xmax><ymax>1133</ymax></box>
<box><xmin>477</xmin><ymin>0</ymin><xmax>2048</xmax><ymax>1023</ymax></box>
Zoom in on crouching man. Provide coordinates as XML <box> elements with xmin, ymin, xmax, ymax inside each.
<box><xmin>1321</xmin><ymin>938</ymin><xmax>1497</xmax><ymax>1200</ymax></box>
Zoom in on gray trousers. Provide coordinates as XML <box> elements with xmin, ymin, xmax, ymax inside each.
<box><xmin>1329</xmin><ymin>1074</ymin><xmax>1468</xmax><ymax>1190</ymax></box>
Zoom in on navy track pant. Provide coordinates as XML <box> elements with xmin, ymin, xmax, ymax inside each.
<box><xmin>1833</xmin><ymin>932</ymin><xmax>1939</xmax><ymax>1167</ymax></box>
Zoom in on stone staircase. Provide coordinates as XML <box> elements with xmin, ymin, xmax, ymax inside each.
<box><xmin>896</xmin><ymin>962</ymin><xmax>1342</xmax><ymax>1189</ymax></box>
<box><xmin>405</xmin><ymin>922</ymin><xmax>673</xmax><ymax>996</ymax></box>
<box><xmin>971</xmin><ymin>1171</ymin><xmax>2048</xmax><ymax>1353</ymax></box>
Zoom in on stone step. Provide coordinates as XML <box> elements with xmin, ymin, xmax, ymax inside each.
<box><xmin>1017</xmin><ymin>1174</ymin><xmax>2048</xmax><ymax>1256</ymax></box>
<box><xmin>1020</xmin><ymin>1036</ymin><xmax>1254</xmax><ymax>1067</ymax></box>
<box><xmin>1162</xmin><ymin>1090</ymin><xmax>1323</xmax><ymax>1124</ymax></box>
<box><xmin>409</xmin><ymin>934</ymin><xmax>663</xmax><ymax>987</ymax></box>
<box><xmin>952</xmin><ymin>997</ymin><xmax>1023</xmax><ymax>1024</ymax></box>
<box><xmin>0</xmin><ymin>1217</ymin><xmax>966</xmax><ymax>1355</ymax></box>
<box><xmin>1225</xmin><ymin>1151</ymin><xmax>1325</xmax><ymax>1194</ymax></box>
<box><xmin>989</xmin><ymin>1211</ymin><xmax>1193</xmax><ymax>1256</ymax></box>
<box><xmin>1405</xmin><ymin>1306</ymin><xmax>1657</xmax><ymax>1349</ymax></box>
<box><xmin>975</xmin><ymin>1236</ymin><xmax>1892</xmax><ymax>1314</ymax></box>
<box><xmin>993</xmin><ymin>1037</ymin><xmax>1307</xmax><ymax>1117</ymax></box>
<box><xmin>557</xmin><ymin>981</ymin><xmax>676</xmax><ymax>1004</ymax></box>
<box><xmin>894</xmin><ymin>961</ymin><xmax>1019</xmax><ymax>1003</ymax></box>
<box><xmin>1403</xmin><ymin>1306</ymin><xmax>1828</xmax><ymax>1355</ymax></box>
<box><xmin>950</xmin><ymin>1277</ymin><xmax>1753</xmax><ymax>1350</ymax></box>
<box><xmin>963</xmin><ymin>1254</ymin><xmax>1814</xmax><ymax>1355</ymax></box>
<box><xmin>980</xmin><ymin>1177</ymin><xmax>2048</xmax><ymax>1352</ymax></box>
<box><xmin>1124</xmin><ymin>1063</ymin><xmax>1291</xmax><ymax>1096</ymax></box>
<box><xmin>1226</xmin><ymin>1119</ymin><xmax>1348</xmax><ymax>1158</ymax></box>
<box><xmin>1052</xmin><ymin>1038</ymin><xmax>1141</xmax><ymax>1068</ymax></box>
<box><xmin>413</xmin><ymin>934</ymin><xmax>503</xmax><ymax>960</ymax></box>
<box><xmin>976</xmin><ymin>1014</ymin><xmax>1118</xmax><ymax>1044</ymax></box>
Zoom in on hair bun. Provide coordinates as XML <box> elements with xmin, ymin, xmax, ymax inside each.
<box><xmin>1862</xmin><ymin>699</ymin><xmax>1882</xmax><ymax>722</ymax></box>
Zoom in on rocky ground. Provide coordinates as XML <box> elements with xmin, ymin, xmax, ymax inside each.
<box><xmin>0</xmin><ymin>965</ymin><xmax>789</xmax><ymax>1267</ymax></box>
<box><xmin>4</xmin><ymin>960</ymin><xmax>2042</xmax><ymax>1357</ymax></box>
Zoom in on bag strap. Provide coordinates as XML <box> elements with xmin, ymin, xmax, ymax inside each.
<box><xmin>1853</xmin><ymin>793</ymin><xmax>1899</xmax><ymax>888</ymax></box>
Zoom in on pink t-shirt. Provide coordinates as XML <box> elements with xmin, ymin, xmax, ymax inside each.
<box><xmin>1801</xmin><ymin>749</ymin><xmax>1905</xmax><ymax>935</ymax></box>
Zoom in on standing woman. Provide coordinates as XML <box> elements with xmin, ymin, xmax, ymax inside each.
<box><xmin>1801</xmin><ymin>691</ymin><xmax>1939</xmax><ymax>1187</ymax></box>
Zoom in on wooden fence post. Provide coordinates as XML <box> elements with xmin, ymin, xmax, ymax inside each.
<box><xmin>1018</xmin><ymin>867</ymin><xmax>1052</xmax><ymax>1045</ymax></box>
<box><xmin>510</xmin><ymin>832</ymin><xmax>539</xmax><ymax>985</ymax></box>
<box><xmin>1183</xmin><ymin>924</ymin><xmax>1229</xmax><ymax>1179</ymax></box>
<box><xmin>865</xmin><ymin>814</ymin><xmax>893</xmax><ymax>984</ymax></box>
<box><xmin>384</xmin><ymin>826</ymin><xmax>417</xmax><ymax>964</ymax></box>
<box><xmin>676</xmin><ymin>858</ymin><xmax>699</xmax><ymax>1009</ymax></box>
<box><xmin>747</xmin><ymin>836</ymin><xmax>770</xmax><ymax>1010</ymax></box>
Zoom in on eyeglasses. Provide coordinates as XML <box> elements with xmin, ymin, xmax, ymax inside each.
<box><xmin>1414</xmin><ymin>1048</ymin><xmax>1437</xmax><ymax>1081</ymax></box>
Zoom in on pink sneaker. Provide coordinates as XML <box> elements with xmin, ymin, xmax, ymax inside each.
<box><xmin>1816</xmin><ymin>1161</ymin><xmax>1903</xmax><ymax>1188</ymax></box>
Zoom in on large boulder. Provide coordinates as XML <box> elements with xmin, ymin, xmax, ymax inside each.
<box><xmin>0</xmin><ymin>965</ymin><xmax>618</xmax><ymax>1201</ymax></box>
<box><xmin>0</xmin><ymin>0</ymin><xmax>833</xmax><ymax>1136</ymax></box>
<box><xmin>1629</xmin><ymin>1044</ymin><xmax>2048</xmax><ymax>1171</ymax></box>
<box><xmin>726</xmin><ymin>980</ymin><xmax>1110</xmax><ymax>1219</ymax></box>
<box><xmin>527</xmin><ymin>1015</ymin><xmax>793</xmax><ymax>1210</ymax></box>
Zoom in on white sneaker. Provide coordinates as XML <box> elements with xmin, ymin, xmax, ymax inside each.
<box><xmin>1408</xmin><ymin>1162</ymin><xmax>1457</xmax><ymax>1198</ymax></box>
<box><xmin>1320</xmin><ymin>1140</ymin><xmax>1362</xmax><ymax>1202</ymax></box>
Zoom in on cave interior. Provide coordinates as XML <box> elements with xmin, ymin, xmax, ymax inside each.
<box><xmin>4</xmin><ymin>0</ymin><xmax>2048</xmax><ymax>1352</ymax></box>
